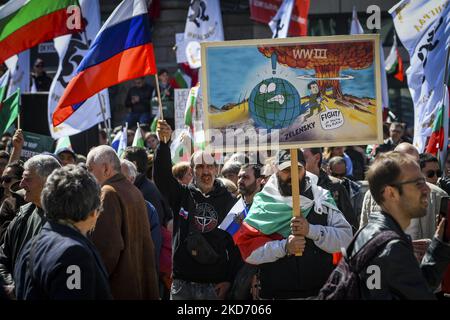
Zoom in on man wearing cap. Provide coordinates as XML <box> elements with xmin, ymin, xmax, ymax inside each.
<box><xmin>155</xmin><ymin>120</ymin><xmax>243</xmax><ymax>300</ymax></box>
<box><xmin>55</xmin><ymin>148</ymin><xmax>77</xmax><ymax>166</ymax></box>
<box><xmin>235</xmin><ymin>149</ymin><xmax>353</xmax><ymax>299</ymax></box>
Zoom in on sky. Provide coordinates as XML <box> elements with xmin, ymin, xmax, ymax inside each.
<box><xmin>206</xmin><ymin>45</ymin><xmax>376</xmax><ymax>108</ymax></box>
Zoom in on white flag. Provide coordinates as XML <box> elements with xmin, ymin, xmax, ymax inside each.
<box><xmin>350</xmin><ymin>6</ymin><xmax>389</xmax><ymax>109</ymax></box>
<box><xmin>392</xmin><ymin>3</ymin><xmax>450</xmax><ymax>152</ymax></box>
<box><xmin>5</xmin><ymin>50</ymin><xmax>30</xmax><ymax>96</ymax></box>
<box><xmin>48</xmin><ymin>0</ymin><xmax>111</xmax><ymax>139</ymax></box>
<box><xmin>269</xmin><ymin>0</ymin><xmax>294</xmax><ymax>39</ymax></box>
<box><xmin>350</xmin><ymin>6</ymin><xmax>364</xmax><ymax>35</ymax></box>
<box><xmin>389</xmin><ymin>0</ymin><xmax>447</xmax><ymax>56</ymax></box>
<box><xmin>183</xmin><ymin>0</ymin><xmax>224</xmax><ymax>68</ymax></box>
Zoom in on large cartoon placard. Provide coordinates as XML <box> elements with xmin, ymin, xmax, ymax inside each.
<box><xmin>201</xmin><ymin>34</ymin><xmax>383</xmax><ymax>152</ymax></box>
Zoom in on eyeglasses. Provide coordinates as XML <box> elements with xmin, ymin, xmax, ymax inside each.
<box><xmin>425</xmin><ymin>170</ymin><xmax>442</xmax><ymax>178</ymax></box>
<box><xmin>34</xmin><ymin>64</ymin><xmax>43</xmax><ymax>68</ymax></box>
<box><xmin>390</xmin><ymin>177</ymin><xmax>427</xmax><ymax>189</ymax></box>
<box><xmin>0</xmin><ymin>176</ymin><xmax>14</xmax><ymax>183</ymax></box>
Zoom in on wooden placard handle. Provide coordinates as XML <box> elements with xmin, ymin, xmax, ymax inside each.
<box><xmin>290</xmin><ymin>149</ymin><xmax>303</xmax><ymax>257</ymax></box>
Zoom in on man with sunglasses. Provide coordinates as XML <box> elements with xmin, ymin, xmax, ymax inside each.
<box><xmin>420</xmin><ymin>153</ymin><xmax>442</xmax><ymax>186</ymax></box>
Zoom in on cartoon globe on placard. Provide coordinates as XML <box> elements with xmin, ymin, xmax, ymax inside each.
<box><xmin>248</xmin><ymin>77</ymin><xmax>303</xmax><ymax>129</ymax></box>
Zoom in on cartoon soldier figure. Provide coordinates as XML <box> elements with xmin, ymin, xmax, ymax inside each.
<box><xmin>305</xmin><ymin>81</ymin><xmax>322</xmax><ymax>120</ymax></box>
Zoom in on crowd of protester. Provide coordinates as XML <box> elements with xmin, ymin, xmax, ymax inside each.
<box><xmin>0</xmin><ymin>113</ymin><xmax>449</xmax><ymax>300</ymax></box>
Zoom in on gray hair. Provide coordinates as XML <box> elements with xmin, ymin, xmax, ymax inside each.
<box><xmin>120</xmin><ymin>159</ymin><xmax>137</xmax><ymax>182</ymax></box>
<box><xmin>221</xmin><ymin>161</ymin><xmax>242</xmax><ymax>176</ymax></box>
<box><xmin>24</xmin><ymin>155</ymin><xmax>61</xmax><ymax>179</ymax></box>
<box><xmin>41</xmin><ymin>165</ymin><xmax>100</xmax><ymax>222</ymax></box>
<box><xmin>87</xmin><ymin>145</ymin><xmax>121</xmax><ymax>173</ymax></box>
<box><xmin>328</xmin><ymin>156</ymin><xmax>346</xmax><ymax>170</ymax></box>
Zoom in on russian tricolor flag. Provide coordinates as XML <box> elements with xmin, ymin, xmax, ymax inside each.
<box><xmin>218</xmin><ymin>198</ymin><xmax>248</xmax><ymax>243</ymax></box>
<box><xmin>52</xmin><ymin>0</ymin><xmax>156</xmax><ymax>127</ymax></box>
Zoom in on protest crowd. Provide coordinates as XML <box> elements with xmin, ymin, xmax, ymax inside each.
<box><xmin>0</xmin><ymin>0</ymin><xmax>450</xmax><ymax>301</ymax></box>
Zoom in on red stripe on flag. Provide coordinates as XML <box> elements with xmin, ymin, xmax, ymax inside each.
<box><xmin>0</xmin><ymin>8</ymin><xmax>83</xmax><ymax>64</ymax></box>
<box><xmin>426</xmin><ymin>128</ymin><xmax>444</xmax><ymax>155</ymax></box>
<box><xmin>53</xmin><ymin>43</ymin><xmax>156</xmax><ymax>126</ymax></box>
<box><xmin>394</xmin><ymin>49</ymin><xmax>404</xmax><ymax>82</ymax></box>
<box><xmin>234</xmin><ymin>222</ymin><xmax>283</xmax><ymax>261</ymax></box>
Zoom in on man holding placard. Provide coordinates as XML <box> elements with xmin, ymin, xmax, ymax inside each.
<box><xmin>235</xmin><ymin>149</ymin><xmax>352</xmax><ymax>299</ymax></box>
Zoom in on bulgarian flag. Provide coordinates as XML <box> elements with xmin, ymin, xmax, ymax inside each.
<box><xmin>0</xmin><ymin>89</ymin><xmax>20</xmax><ymax>135</ymax></box>
<box><xmin>54</xmin><ymin>136</ymin><xmax>72</xmax><ymax>153</ymax></box>
<box><xmin>234</xmin><ymin>173</ymin><xmax>338</xmax><ymax>261</ymax></box>
<box><xmin>426</xmin><ymin>85</ymin><xmax>449</xmax><ymax>166</ymax></box>
<box><xmin>171</xmin><ymin>69</ymin><xmax>191</xmax><ymax>89</ymax></box>
<box><xmin>132</xmin><ymin>123</ymin><xmax>145</xmax><ymax>148</ymax></box>
<box><xmin>184</xmin><ymin>82</ymin><xmax>200</xmax><ymax>128</ymax></box>
<box><xmin>0</xmin><ymin>0</ymin><xmax>83</xmax><ymax>64</ymax></box>
<box><xmin>385</xmin><ymin>34</ymin><xmax>404</xmax><ymax>82</ymax></box>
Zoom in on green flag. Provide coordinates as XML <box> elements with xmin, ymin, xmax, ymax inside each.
<box><xmin>150</xmin><ymin>108</ymin><xmax>160</xmax><ymax>133</ymax></box>
<box><xmin>132</xmin><ymin>123</ymin><xmax>145</xmax><ymax>148</ymax></box>
<box><xmin>0</xmin><ymin>89</ymin><xmax>20</xmax><ymax>135</ymax></box>
<box><xmin>54</xmin><ymin>136</ymin><xmax>72</xmax><ymax>153</ymax></box>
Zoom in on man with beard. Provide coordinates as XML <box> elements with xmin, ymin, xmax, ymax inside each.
<box><xmin>155</xmin><ymin>120</ymin><xmax>242</xmax><ymax>300</ymax></box>
<box><xmin>228</xmin><ymin>164</ymin><xmax>263</xmax><ymax>299</ymax></box>
<box><xmin>237</xmin><ymin>164</ymin><xmax>263</xmax><ymax>210</ymax></box>
<box><xmin>235</xmin><ymin>149</ymin><xmax>352</xmax><ymax>299</ymax></box>
<box><xmin>343</xmin><ymin>151</ymin><xmax>450</xmax><ymax>299</ymax></box>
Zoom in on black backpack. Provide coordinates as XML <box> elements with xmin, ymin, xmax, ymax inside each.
<box><xmin>317</xmin><ymin>230</ymin><xmax>402</xmax><ymax>300</ymax></box>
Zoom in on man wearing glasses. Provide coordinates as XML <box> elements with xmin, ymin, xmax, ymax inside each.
<box><xmin>420</xmin><ymin>153</ymin><xmax>442</xmax><ymax>186</ymax></box>
<box><xmin>347</xmin><ymin>151</ymin><xmax>450</xmax><ymax>299</ymax></box>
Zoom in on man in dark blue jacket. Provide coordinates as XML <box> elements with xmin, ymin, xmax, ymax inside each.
<box><xmin>155</xmin><ymin>120</ymin><xmax>242</xmax><ymax>300</ymax></box>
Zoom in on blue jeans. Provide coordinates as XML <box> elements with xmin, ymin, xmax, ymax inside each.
<box><xmin>125</xmin><ymin>112</ymin><xmax>152</xmax><ymax>126</ymax></box>
<box><xmin>170</xmin><ymin>279</ymin><xmax>218</xmax><ymax>300</ymax></box>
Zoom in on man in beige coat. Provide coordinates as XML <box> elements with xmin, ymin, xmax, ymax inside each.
<box><xmin>86</xmin><ymin>145</ymin><xmax>159</xmax><ymax>299</ymax></box>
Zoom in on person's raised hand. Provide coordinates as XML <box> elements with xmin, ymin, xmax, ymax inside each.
<box><xmin>156</xmin><ymin>120</ymin><xmax>172</xmax><ymax>143</ymax></box>
<box><xmin>12</xmin><ymin>129</ymin><xmax>24</xmax><ymax>150</ymax></box>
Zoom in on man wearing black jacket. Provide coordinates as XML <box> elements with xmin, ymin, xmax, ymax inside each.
<box><xmin>303</xmin><ymin>148</ymin><xmax>358</xmax><ymax>231</ymax></box>
<box><xmin>154</xmin><ymin>120</ymin><xmax>242</xmax><ymax>300</ymax></box>
<box><xmin>353</xmin><ymin>151</ymin><xmax>450</xmax><ymax>299</ymax></box>
<box><xmin>0</xmin><ymin>155</ymin><xmax>61</xmax><ymax>297</ymax></box>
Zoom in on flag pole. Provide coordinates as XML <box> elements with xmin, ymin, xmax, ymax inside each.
<box><xmin>17</xmin><ymin>108</ymin><xmax>21</xmax><ymax>130</ymax></box>
<box><xmin>17</xmin><ymin>92</ymin><xmax>21</xmax><ymax>130</ymax></box>
<box><xmin>154</xmin><ymin>73</ymin><xmax>167</xmax><ymax>143</ymax></box>
<box><xmin>98</xmin><ymin>94</ymin><xmax>111</xmax><ymax>145</ymax></box>
<box><xmin>290</xmin><ymin>148</ymin><xmax>303</xmax><ymax>257</ymax></box>
<box><xmin>442</xmin><ymin>46</ymin><xmax>450</xmax><ymax>168</ymax></box>
<box><xmin>154</xmin><ymin>74</ymin><xmax>164</xmax><ymax>121</ymax></box>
